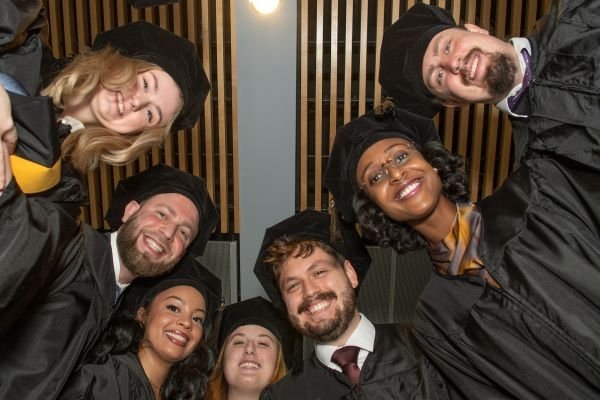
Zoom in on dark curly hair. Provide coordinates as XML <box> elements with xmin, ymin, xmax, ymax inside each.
<box><xmin>353</xmin><ymin>140</ymin><xmax>470</xmax><ymax>253</ymax></box>
<box><xmin>89</xmin><ymin>296</ymin><xmax>214</xmax><ymax>400</ymax></box>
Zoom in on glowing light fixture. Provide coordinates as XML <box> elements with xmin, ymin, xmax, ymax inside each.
<box><xmin>249</xmin><ymin>0</ymin><xmax>280</xmax><ymax>15</ymax></box>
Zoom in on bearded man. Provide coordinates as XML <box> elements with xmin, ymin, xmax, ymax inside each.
<box><xmin>254</xmin><ymin>209</ymin><xmax>453</xmax><ymax>399</ymax></box>
<box><xmin>0</xmin><ymin>162</ymin><xmax>217</xmax><ymax>400</ymax></box>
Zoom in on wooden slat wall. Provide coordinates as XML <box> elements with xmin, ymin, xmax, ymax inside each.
<box><xmin>299</xmin><ymin>0</ymin><xmax>552</xmax><ymax>210</ymax></box>
<box><xmin>43</xmin><ymin>0</ymin><xmax>238</xmax><ymax>234</ymax></box>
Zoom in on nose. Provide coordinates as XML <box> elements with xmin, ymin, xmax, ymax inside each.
<box><xmin>441</xmin><ymin>54</ymin><xmax>461</xmax><ymax>75</ymax></box>
<box><xmin>131</xmin><ymin>92</ymin><xmax>150</xmax><ymax>111</ymax></box>
<box><xmin>385</xmin><ymin>162</ymin><xmax>406</xmax><ymax>184</ymax></box>
<box><xmin>244</xmin><ymin>341</ymin><xmax>256</xmax><ymax>355</ymax></box>
<box><xmin>178</xmin><ymin>315</ymin><xmax>192</xmax><ymax>329</ymax></box>
<box><xmin>160</xmin><ymin>223</ymin><xmax>177</xmax><ymax>242</ymax></box>
<box><xmin>302</xmin><ymin>279</ymin><xmax>319</xmax><ymax>298</ymax></box>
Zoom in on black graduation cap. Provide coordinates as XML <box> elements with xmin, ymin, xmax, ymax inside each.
<box><xmin>105</xmin><ymin>163</ymin><xmax>218</xmax><ymax>256</ymax></box>
<box><xmin>119</xmin><ymin>254</ymin><xmax>223</xmax><ymax>335</ymax></box>
<box><xmin>253</xmin><ymin>209</ymin><xmax>371</xmax><ymax>310</ymax></box>
<box><xmin>92</xmin><ymin>21</ymin><xmax>210</xmax><ymax>130</ymax></box>
<box><xmin>218</xmin><ymin>296</ymin><xmax>302</xmax><ymax>371</ymax></box>
<box><xmin>324</xmin><ymin>107</ymin><xmax>439</xmax><ymax>224</ymax></box>
<box><xmin>379</xmin><ymin>3</ymin><xmax>456</xmax><ymax>117</ymax></box>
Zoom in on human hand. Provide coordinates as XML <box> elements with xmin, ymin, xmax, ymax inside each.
<box><xmin>0</xmin><ymin>84</ymin><xmax>16</xmax><ymax>191</ymax></box>
<box><xmin>0</xmin><ymin>83</ymin><xmax>17</xmax><ymax>155</ymax></box>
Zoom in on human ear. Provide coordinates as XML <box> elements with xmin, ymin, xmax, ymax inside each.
<box><xmin>121</xmin><ymin>200</ymin><xmax>141</xmax><ymax>223</ymax></box>
<box><xmin>135</xmin><ymin>307</ymin><xmax>147</xmax><ymax>324</ymax></box>
<box><xmin>343</xmin><ymin>260</ymin><xmax>359</xmax><ymax>289</ymax></box>
<box><xmin>464</xmin><ymin>23</ymin><xmax>489</xmax><ymax>35</ymax></box>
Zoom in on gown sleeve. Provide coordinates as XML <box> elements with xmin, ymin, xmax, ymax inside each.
<box><xmin>0</xmin><ymin>177</ymin><xmax>80</xmax><ymax>337</ymax></box>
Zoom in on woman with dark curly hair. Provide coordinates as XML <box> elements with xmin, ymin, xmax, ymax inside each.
<box><xmin>325</xmin><ymin>103</ymin><xmax>600</xmax><ymax>399</ymax></box>
<box><xmin>59</xmin><ymin>256</ymin><xmax>222</xmax><ymax>400</ymax></box>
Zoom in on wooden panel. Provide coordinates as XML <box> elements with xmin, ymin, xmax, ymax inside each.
<box><xmin>44</xmin><ymin>0</ymin><xmax>237</xmax><ymax>234</ymax></box>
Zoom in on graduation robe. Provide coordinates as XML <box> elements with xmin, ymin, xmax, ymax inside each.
<box><xmin>260</xmin><ymin>324</ymin><xmax>452</xmax><ymax>400</ymax></box>
<box><xmin>412</xmin><ymin>1</ymin><xmax>600</xmax><ymax>398</ymax></box>
<box><xmin>0</xmin><ymin>178</ymin><xmax>117</xmax><ymax>399</ymax></box>
<box><xmin>58</xmin><ymin>352</ymin><xmax>154</xmax><ymax>400</ymax></box>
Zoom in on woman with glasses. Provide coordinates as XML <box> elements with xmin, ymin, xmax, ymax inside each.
<box><xmin>324</xmin><ymin>101</ymin><xmax>600</xmax><ymax>399</ymax></box>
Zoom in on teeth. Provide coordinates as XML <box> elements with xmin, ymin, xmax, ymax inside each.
<box><xmin>166</xmin><ymin>331</ymin><xmax>187</xmax><ymax>344</ymax></box>
<box><xmin>240</xmin><ymin>362</ymin><xmax>260</xmax><ymax>369</ymax></box>
<box><xmin>117</xmin><ymin>92</ymin><xmax>124</xmax><ymax>115</ymax></box>
<box><xmin>469</xmin><ymin>54</ymin><xmax>479</xmax><ymax>80</ymax></box>
<box><xmin>399</xmin><ymin>180</ymin><xmax>421</xmax><ymax>199</ymax></box>
<box><xmin>146</xmin><ymin>237</ymin><xmax>164</xmax><ymax>254</ymax></box>
<box><xmin>308</xmin><ymin>300</ymin><xmax>330</xmax><ymax>314</ymax></box>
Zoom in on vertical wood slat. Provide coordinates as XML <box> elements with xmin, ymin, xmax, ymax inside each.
<box><xmin>199</xmin><ymin>0</ymin><xmax>214</xmax><ymax>186</ymax></box>
<box><xmin>314</xmin><ymin>1</ymin><xmax>324</xmax><ymax>209</ymax></box>
<box><xmin>300</xmin><ymin>0</ymin><xmax>309</xmax><ymax>209</ymax></box>
<box><xmin>357</xmin><ymin>0</ymin><xmax>368</xmax><ymax>116</ymax></box>
<box><xmin>329</xmin><ymin>0</ymin><xmax>339</xmax><ymax>151</ymax></box>
<box><xmin>373</xmin><ymin>0</ymin><xmax>385</xmax><ymax>108</ymax></box>
<box><xmin>343</xmin><ymin>0</ymin><xmax>353</xmax><ymax>123</ymax></box>
<box><xmin>215</xmin><ymin>0</ymin><xmax>228</xmax><ymax>232</ymax></box>
<box><xmin>229</xmin><ymin>0</ymin><xmax>240</xmax><ymax>232</ymax></box>
<box><xmin>328</xmin><ymin>0</ymin><xmax>339</xmax><ymax>209</ymax></box>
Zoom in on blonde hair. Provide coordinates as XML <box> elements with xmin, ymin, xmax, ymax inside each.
<box><xmin>42</xmin><ymin>47</ymin><xmax>182</xmax><ymax>172</ymax></box>
<box><xmin>206</xmin><ymin>331</ymin><xmax>288</xmax><ymax>400</ymax></box>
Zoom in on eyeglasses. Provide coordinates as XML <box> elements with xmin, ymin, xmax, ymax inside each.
<box><xmin>360</xmin><ymin>143</ymin><xmax>417</xmax><ymax>190</ymax></box>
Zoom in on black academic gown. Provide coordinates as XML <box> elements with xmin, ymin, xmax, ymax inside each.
<box><xmin>412</xmin><ymin>2</ymin><xmax>600</xmax><ymax>399</ymax></box>
<box><xmin>58</xmin><ymin>353</ymin><xmax>154</xmax><ymax>400</ymax></box>
<box><xmin>261</xmin><ymin>324</ymin><xmax>452</xmax><ymax>400</ymax></box>
<box><xmin>0</xmin><ymin>179</ymin><xmax>117</xmax><ymax>399</ymax></box>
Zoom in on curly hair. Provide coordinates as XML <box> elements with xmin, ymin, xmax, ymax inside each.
<box><xmin>206</xmin><ymin>331</ymin><xmax>287</xmax><ymax>400</ymax></box>
<box><xmin>42</xmin><ymin>46</ymin><xmax>181</xmax><ymax>172</ymax></box>
<box><xmin>353</xmin><ymin>140</ymin><xmax>470</xmax><ymax>252</ymax></box>
<box><xmin>89</xmin><ymin>291</ymin><xmax>213</xmax><ymax>400</ymax></box>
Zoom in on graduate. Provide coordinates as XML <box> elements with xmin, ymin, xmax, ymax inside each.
<box><xmin>324</xmin><ymin>103</ymin><xmax>600</xmax><ymax>398</ymax></box>
<box><xmin>207</xmin><ymin>296</ymin><xmax>300</xmax><ymax>400</ymax></box>
<box><xmin>60</xmin><ymin>256</ymin><xmax>222</xmax><ymax>400</ymax></box>
<box><xmin>0</xmin><ymin>162</ymin><xmax>218</xmax><ymax>400</ymax></box>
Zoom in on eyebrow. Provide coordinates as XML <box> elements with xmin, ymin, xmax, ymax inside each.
<box><xmin>149</xmin><ymin>71</ymin><xmax>163</xmax><ymax>124</ymax></box>
<box><xmin>165</xmin><ymin>295</ymin><xmax>206</xmax><ymax>313</ymax></box>
<box><xmin>426</xmin><ymin>34</ymin><xmax>442</xmax><ymax>86</ymax></box>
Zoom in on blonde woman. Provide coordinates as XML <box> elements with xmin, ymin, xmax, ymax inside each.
<box><xmin>207</xmin><ymin>297</ymin><xmax>299</xmax><ymax>400</ymax></box>
<box><xmin>5</xmin><ymin>20</ymin><xmax>209</xmax><ymax>205</ymax></box>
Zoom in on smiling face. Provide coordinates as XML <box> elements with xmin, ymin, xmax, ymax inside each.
<box><xmin>356</xmin><ymin>138</ymin><xmax>443</xmax><ymax>224</ymax></box>
<box><xmin>117</xmin><ymin>193</ymin><xmax>200</xmax><ymax>277</ymax></box>
<box><xmin>421</xmin><ymin>25</ymin><xmax>520</xmax><ymax>105</ymax></box>
<box><xmin>71</xmin><ymin>68</ymin><xmax>182</xmax><ymax>134</ymax></box>
<box><xmin>278</xmin><ymin>246</ymin><xmax>359</xmax><ymax>345</ymax></box>
<box><xmin>137</xmin><ymin>285</ymin><xmax>206</xmax><ymax>367</ymax></box>
<box><xmin>223</xmin><ymin>324</ymin><xmax>280</xmax><ymax>395</ymax></box>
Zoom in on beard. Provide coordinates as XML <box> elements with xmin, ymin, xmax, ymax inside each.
<box><xmin>462</xmin><ymin>48</ymin><xmax>518</xmax><ymax>99</ymax></box>
<box><xmin>288</xmin><ymin>286</ymin><xmax>357</xmax><ymax>343</ymax></box>
<box><xmin>116</xmin><ymin>213</ymin><xmax>177</xmax><ymax>278</ymax></box>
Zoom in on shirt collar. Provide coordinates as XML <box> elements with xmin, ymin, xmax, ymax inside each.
<box><xmin>60</xmin><ymin>116</ymin><xmax>86</xmax><ymax>132</ymax></box>
<box><xmin>315</xmin><ymin>313</ymin><xmax>376</xmax><ymax>371</ymax></box>
<box><xmin>110</xmin><ymin>231</ymin><xmax>130</xmax><ymax>291</ymax></box>
<box><xmin>495</xmin><ymin>37</ymin><xmax>532</xmax><ymax>118</ymax></box>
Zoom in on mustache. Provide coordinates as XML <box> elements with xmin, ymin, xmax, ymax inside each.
<box><xmin>297</xmin><ymin>291</ymin><xmax>337</xmax><ymax>314</ymax></box>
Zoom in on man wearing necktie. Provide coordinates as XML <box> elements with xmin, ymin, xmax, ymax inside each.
<box><xmin>254</xmin><ymin>210</ymin><xmax>452</xmax><ymax>399</ymax></box>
